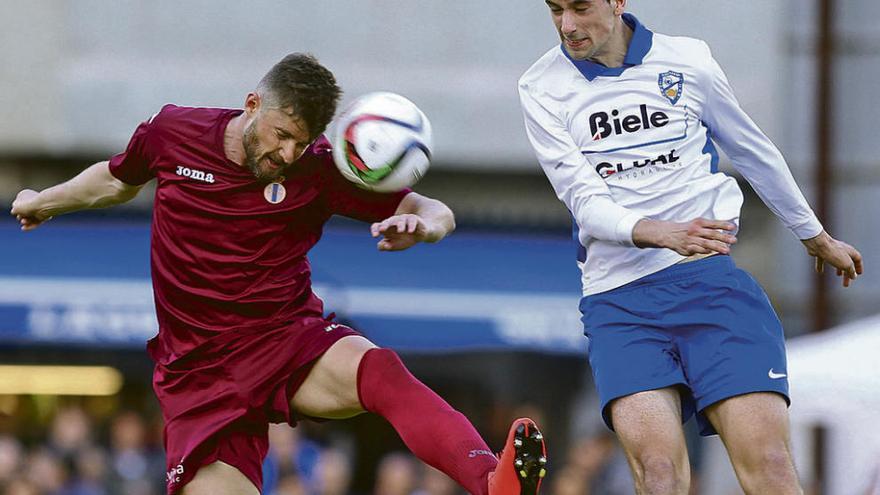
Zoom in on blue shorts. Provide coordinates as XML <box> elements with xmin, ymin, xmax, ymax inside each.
<box><xmin>580</xmin><ymin>255</ymin><xmax>789</xmax><ymax>436</ymax></box>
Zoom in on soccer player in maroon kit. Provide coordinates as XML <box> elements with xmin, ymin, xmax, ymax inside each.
<box><xmin>11</xmin><ymin>53</ymin><xmax>547</xmax><ymax>495</ymax></box>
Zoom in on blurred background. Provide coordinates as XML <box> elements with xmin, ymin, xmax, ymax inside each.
<box><xmin>0</xmin><ymin>1</ymin><xmax>878</xmax><ymax>494</ymax></box>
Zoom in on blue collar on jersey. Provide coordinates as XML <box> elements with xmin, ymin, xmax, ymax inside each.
<box><xmin>560</xmin><ymin>13</ymin><xmax>653</xmax><ymax>81</ymax></box>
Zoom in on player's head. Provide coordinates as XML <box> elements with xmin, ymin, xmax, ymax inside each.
<box><xmin>545</xmin><ymin>0</ymin><xmax>627</xmax><ymax>61</ymax></box>
<box><xmin>242</xmin><ymin>53</ymin><xmax>342</xmax><ymax>182</ymax></box>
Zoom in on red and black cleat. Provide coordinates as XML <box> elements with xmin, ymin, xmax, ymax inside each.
<box><xmin>488</xmin><ymin>418</ymin><xmax>547</xmax><ymax>495</ymax></box>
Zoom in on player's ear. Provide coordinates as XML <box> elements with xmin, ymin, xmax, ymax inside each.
<box><xmin>245</xmin><ymin>92</ymin><xmax>261</xmax><ymax>116</ymax></box>
<box><xmin>613</xmin><ymin>0</ymin><xmax>626</xmax><ymax>16</ymax></box>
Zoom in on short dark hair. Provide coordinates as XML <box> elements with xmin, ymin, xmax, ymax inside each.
<box><xmin>257</xmin><ymin>53</ymin><xmax>342</xmax><ymax>139</ymax></box>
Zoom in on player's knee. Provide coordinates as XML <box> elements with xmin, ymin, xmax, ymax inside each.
<box><xmin>633</xmin><ymin>455</ymin><xmax>688</xmax><ymax>495</ymax></box>
<box><xmin>357</xmin><ymin>347</ymin><xmax>416</xmax><ymax>410</ymax></box>
<box><xmin>361</xmin><ymin>347</ymin><xmax>402</xmax><ymax>370</ymax></box>
<box><xmin>359</xmin><ymin>348</ymin><xmax>409</xmax><ymax>385</ymax></box>
<box><xmin>736</xmin><ymin>446</ymin><xmax>799</xmax><ymax>492</ymax></box>
<box><xmin>740</xmin><ymin>442</ymin><xmax>792</xmax><ymax>471</ymax></box>
<box><xmin>761</xmin><ymin>446</ymin><xmax>794</xmax><ymax>470</ymax></box>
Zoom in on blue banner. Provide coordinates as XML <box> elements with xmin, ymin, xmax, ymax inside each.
<box><xmin>0</xmin><ymin>220</ymin><xmax>586</xmax><ymax>354</ymax></box>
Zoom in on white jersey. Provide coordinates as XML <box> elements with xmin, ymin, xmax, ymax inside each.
<box><xmin>518</xmin><ymin>13</ymin><xmax>823</xmax><ymax>296</ymax></box>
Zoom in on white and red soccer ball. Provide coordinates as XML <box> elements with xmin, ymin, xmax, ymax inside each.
<box><xmin>332</xmin><ymin>92</ymin><xmax>433</xmax><ymax>193</ymax></box>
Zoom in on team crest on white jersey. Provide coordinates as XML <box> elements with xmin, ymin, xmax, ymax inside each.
<box><xmin>658</xmin><ymin>71</ymin><xmax>684</xmax><ymax>105</ymax></box>
<box><xmin>263</xmin><ymin>180</ymin><xmax>287</xmax><ymax>204</ymax></box>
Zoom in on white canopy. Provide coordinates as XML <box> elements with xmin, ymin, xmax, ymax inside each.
<box><xmin>787</xmin><ymin>313</ymin><xmax>880</xmax><ymax>495</ymax></box>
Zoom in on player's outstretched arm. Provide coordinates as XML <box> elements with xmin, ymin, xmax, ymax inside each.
<box><xmin>632</xmin><ymin>217</ymin><xmax>738</xmax><ymax>256</ymax></box>
<box><xmin>370</xmin><ymin>192</ymin><xmax>455</xmax><ymax>251</ymax></box>
<box><xmin>10</xmin><ymin>161</ymin><xmax>143</xmax><ymax>231</ymax></box>
<box><xmin>801</xmin><ymin>231</ymin><xmax>863</xmax><ymax>287</ymax></box>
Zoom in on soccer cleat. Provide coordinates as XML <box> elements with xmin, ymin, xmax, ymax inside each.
<box><xmin>488</xmin><ymin>418</ymin><xmax>547</xmax><ymax>495</ymax></box>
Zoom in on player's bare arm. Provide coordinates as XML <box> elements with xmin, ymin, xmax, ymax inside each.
<box><xmin>10</xmin><ymin>161</ymin><xmax>143</xmax><ymax>231</ymax></box>
<box><xmin>632</xmin><ymin>217</ymin><xmax>737</xmax><ymax>256</ymax></box>
<box><xmin>370</xmin><ymin>192</ymin><xmax>455</xmax><ymax>251</ymax></box>
<box><xmin>801</xmin><ymin>231</ymin><xmax>863</xmax><ymax>287</ymax></box>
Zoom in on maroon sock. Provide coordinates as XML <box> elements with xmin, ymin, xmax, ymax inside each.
<box><xmin>357</xmin><ymin>348</ymin><xmax>497</xmax><ymax>495</ymax></box>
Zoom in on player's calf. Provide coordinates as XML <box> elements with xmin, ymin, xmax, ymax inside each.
<box><xmin>357</xmin><ymin>348</ymin><xmax>499</xmax><ymax>495</ymax></box>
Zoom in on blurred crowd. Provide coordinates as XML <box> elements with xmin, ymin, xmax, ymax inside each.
<box><xmin>0</xmin><ymin>405</ymin><xmax>164</xmax><ymax>495</ymax></box>
<box><xmin>0</xmin><ymin>398</ymin><xmax>635</xmax><ymax>495</ymax></box>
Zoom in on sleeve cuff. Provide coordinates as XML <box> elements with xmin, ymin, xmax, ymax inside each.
<box><xmin>614</xmin><ymin>212</ymin><xmax>646</xmax><ymax>247</ymax></box>
<box><xmin>793</xmin><ymin>217</ymin><xmax>824</xmax><ymax>241</ymax></box>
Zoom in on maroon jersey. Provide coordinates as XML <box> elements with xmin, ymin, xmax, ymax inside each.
<box><xmin>109</xmin><ymin>105</ymin><xmax>408</xmax><ymax>364</ymax></box>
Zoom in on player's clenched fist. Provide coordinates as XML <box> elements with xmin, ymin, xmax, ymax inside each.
<box><xmin>10</xmin><ymin>189</ymin><xmax>51</xmax><ymax>231</ymax></box>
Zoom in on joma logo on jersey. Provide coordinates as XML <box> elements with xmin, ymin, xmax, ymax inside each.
<box><xmin>595</xmin><ymin>149</ymin><xmax>680</xmax><ymax>179</ymax></box>
<box><xmin>589</xmin><ymin>104</ymin><xmax>669</xmax><ymax>141</ymax></box>
<box><xmin>166</xmin><ymin>462</ymin><xmax>184</xmax><ymax>484</ymax></box>
<box><xmin>176</xmin><ymin>166</ymin><xmax>215</xmax><ymax>184</ymax></box>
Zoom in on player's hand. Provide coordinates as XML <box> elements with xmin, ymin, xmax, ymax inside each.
<box><xmin>10</xmin><ymin>189</ymin><xmax>51</xmax><ymax>231</ymax></box>
<box><xmin>633</xmin><ymin>218</ymin><xmax>737</xmax><ymax>256</ymax></box>
<box><xmin>370</xmin><ymin>214</ymin><xmax>436</xmax><ymax>251</ymax></box>
<box><xmin>801</xmin><ymin>231</ymin><xmax>863</xmax><ymax>287</ymax></box>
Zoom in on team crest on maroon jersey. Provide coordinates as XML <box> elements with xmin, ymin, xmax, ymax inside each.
<box><xmin>263</xmin><ymin>180</ymin><xmax>287</xmax><ymax>204</ymax></box>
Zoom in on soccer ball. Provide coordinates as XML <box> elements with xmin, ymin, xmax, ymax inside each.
<box><xmin>332</xmin><ymin>92</ymin><xmax>433</xmax><ymax>193</ymax></box>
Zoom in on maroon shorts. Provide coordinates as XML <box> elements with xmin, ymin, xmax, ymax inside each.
<box><xmin>153</xmin><ymin>316</ymin><xmax>360</xmax><ymax>494</ymax></box>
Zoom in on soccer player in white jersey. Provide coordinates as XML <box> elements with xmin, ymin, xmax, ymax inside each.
<box><xmin>518</xmin><ymin>1</ymin><xmax>863</xmax><ymax>494</ymax></box>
